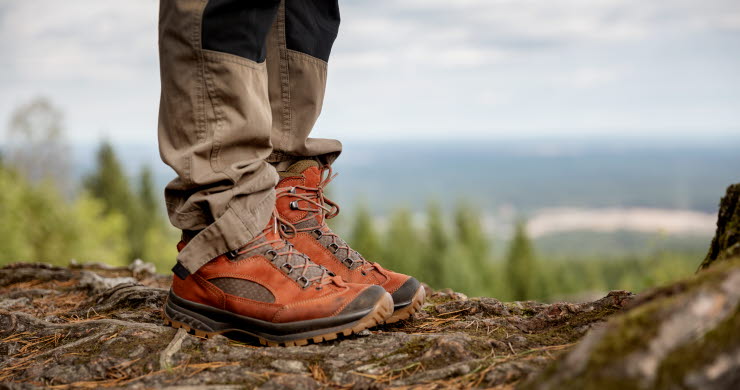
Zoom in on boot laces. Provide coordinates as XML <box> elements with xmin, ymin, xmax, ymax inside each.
<box><xmin>279</xmin><ymin>166</ymin><xmax>379</xmax><ymax>274</ymax></box>
<box><xmin>235</xmin><ymin>197</ymin><xmax>333</xmax><ymax>288</ymax></box>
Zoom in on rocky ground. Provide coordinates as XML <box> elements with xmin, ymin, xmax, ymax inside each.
<box><xmin>1</xmin><ymin>184</ymin><xmax>739</xmax><ymax>389</ymax></box>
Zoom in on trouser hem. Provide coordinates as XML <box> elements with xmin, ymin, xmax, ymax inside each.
<box><xmin>175</xmin><ymin>190</ymin><xmax>275</xmax><ymax>273</ymax></box>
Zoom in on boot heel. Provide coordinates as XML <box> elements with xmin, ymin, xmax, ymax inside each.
<box><xmin>163</xmin><ymin>297</ymin><xmax>220</xmax><ymax>338</ymax></box>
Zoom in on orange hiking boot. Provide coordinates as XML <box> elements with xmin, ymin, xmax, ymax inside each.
<box><xmin>163</xmin><ymin>212</ymin><xmax>393</xmax><ymax>347</ymax></box>
<box><xmin>275</xmin><ymin>160</ymin><xmax>425</xmax><ymax>323</ymax></box>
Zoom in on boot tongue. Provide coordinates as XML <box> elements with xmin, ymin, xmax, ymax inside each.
<box><xmin>285</xmin><ymin>160</ymin><xmax>319</xmax><ymax>174</ymax></box>
<box><xmin>278</xmin><ymin>160</ymin><xmax>321</xmax><ymax>188</ymax></box>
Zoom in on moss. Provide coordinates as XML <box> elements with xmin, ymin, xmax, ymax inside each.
<box><xmin>655</xmin><ymin>304</ymin><xmax>740</xmax><ymax>389</ymax></box>
<box><xmin>526</xmin><ymin>259</ymin><xmax>740</xmax><ymax>390</ymax></box>
<box><xmin>377</xmin><ymin>336</ymin><xmax>433</xmax><ymax>363</ymax></box>
<box><xmin>583</xmin><ymin>262</ymin><xmax>735</xmax><ymax>368</ymax></box>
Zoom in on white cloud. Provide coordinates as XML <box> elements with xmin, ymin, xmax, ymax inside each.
<box><xmin>0</xmin><ymin>0</ymin><xmax>739</xmax><ymax>143</ymax></box>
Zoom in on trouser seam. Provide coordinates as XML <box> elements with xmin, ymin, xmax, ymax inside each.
<box><xmin>193</xmin><ymin>0</ymin><xmax>208</xmax><ymax>144</ymax></box>
<box><xmin>277</xmin><ymin>0</ymin><xmax>292</xmax><ymax>152</ymax></box>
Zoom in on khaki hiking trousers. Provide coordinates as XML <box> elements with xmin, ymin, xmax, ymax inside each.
<box><xmin>158</xmin><ymin>0</ymin><xmax>342</xmax><ymax>276</ymax></box>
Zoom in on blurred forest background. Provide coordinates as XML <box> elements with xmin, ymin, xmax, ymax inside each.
<box><xmin>2</xmin><ymin>97</ymin><xmax>737</xmax><ymax>302</ymax></box>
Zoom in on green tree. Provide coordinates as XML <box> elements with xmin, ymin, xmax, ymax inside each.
<box><xmin>348</xmin><ymin>204</ymin><xmax>383</xmax><ymax>263</ymax></box>
<box><xmin>138</xmin><ymin>166</ymin><xmax>159</xmax><ymax>219</ymax></box>
<box><xmin>454</xmin><ymin>202</ymin><xmax>491</xmax><ymax>269</ymax></box>
<box><xmin>438</xmin><ymin>243</ymin><xmax>483</xmax><ymax>295</ymax></box>
<box><xmin>83</xmin><ymin>141</ymin><xmax>141</xmax><ymax>261</ymax></box>
<box><xmin>0</xmin><ymin>164</ymin><xmax>128</xmax><ymax>266</ymax></box>
<box><xmin>451</xmin><ymin>202</ymin><xmax>495</xmax><ymax>294</ymax></box>
<box><xmin>135</xmin><ymin>165</ymin><xmax>180</xmax><ymax>269</ymax></box>
<box><xmin>505</xmin><ymin>221</ymin><xmax>538</xmax><ymax>300</ymax></box>
<box><xmin>84</xmin><ymin>141</ymin><xmax>135</xmax><ymax>215</ymax></box>
<box><xmin>421</xmin><ymin>201</ymin><xmax>449</xmax><ymax>288</ymax></box>
<box><xmin>383</xmin><ymin>208</ymin><xmax>423</xmax><ymax>278</ymax></box>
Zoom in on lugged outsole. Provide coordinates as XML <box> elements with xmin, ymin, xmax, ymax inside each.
<box><xmin>385</xmin><ymin>286</ymin><xmax>426</xmax><ymax>324</ymax></box>
<box><xmin>162</xmin><ymin>293</ymin><xmax>394</xmax><ymax>347</ymax></box>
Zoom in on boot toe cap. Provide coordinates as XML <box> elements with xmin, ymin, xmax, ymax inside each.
<box><xmin>390</xmin><ymin>277</ymin><xmax>421</xmax><ymax>309</ymax></box>
<box><xmin>339</xmin><ymin>285</ymin><xmax>388</xmax><ymax>316</ymax></box>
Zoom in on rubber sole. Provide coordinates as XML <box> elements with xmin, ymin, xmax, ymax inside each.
<box><xmin>385</xmin><ymin>286</ymin><xmax>426</xmax><ymax>324</ymax></box>
<box><xmin>162</xmin><ymin>292</ymin><xmax>394</xmax><ymax>347</ymax></box>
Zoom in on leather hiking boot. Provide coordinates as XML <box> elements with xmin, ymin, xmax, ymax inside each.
<box><xmin>163</xmin><ymin>214</ymin><xmax>394</xmax><ymax>347</ymax></box>
<box><xmin>275</xmin><ymin>160</ymin><xmax>425</xmax><ymax>323</ymax></box>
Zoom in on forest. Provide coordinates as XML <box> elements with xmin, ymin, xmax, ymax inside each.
<box><xmin>0</xmin><ymin>98</ymin><xmax>703</xmax><ymax>301</ymax></box>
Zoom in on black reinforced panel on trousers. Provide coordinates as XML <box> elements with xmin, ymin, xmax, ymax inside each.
<box><xmin>201</xmin><ymin>0</ymin><xmax>281</xmax><ymax>63</ymax></box>
<box><xmin>285</xmin><ymin>0</ymin><xmax>340</xmax><ymax>61</ymax></box>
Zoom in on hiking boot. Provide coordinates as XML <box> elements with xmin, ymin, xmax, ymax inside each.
<box><xmin>163</xmin><ymin>214</ymin><xmax>394</xmax><ymax>347</ymax></box>
<box><xmin>275</xmin><ymin>160</ymin><xmax>425</xmax><ymax>323</ymax></box>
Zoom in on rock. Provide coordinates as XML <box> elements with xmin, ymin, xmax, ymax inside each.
<box><xmin>0</xmin><ymin>297</ymin><xmax>30</xmax><ymax>310</ymax></box>
<box><xmin>128</xmin><ymin>259</ymin><xmax>158</xmax><ymax>279</ymax></box>
<box><xmin>483</xmin><ymin>361</ymin><xmax>540</xmax><ymax>387</ymax></box>
<box><xmin>525</xmin><ymin>259</ymin><xmax>740</xmax><ymax>390</ymax></box>
<box><xmin>79</xmin><ymin>270</ymin><xmax>137</xmax><ymax>293</ymax></box>
<box><xmin>700</xmin><ymin>183</ymin><xmax>740</xmax><ymax>270</ymax></box>
<box><xmin>258</xmin><ymin>375</ymin><xmax>319</xmax><ymax>390</ymax></box>
<box><xmin>269</xmin><ymin>360</ymin><xmax>307</xmax><ymax>373</ymax></box>
<box><xmin>421</xmin><ymin>334</ymin><xmax>474</xmax><ymax>363</ymax></box>
<box><xmin>0</xmin><ymin>262</ymin><xmax>645</xmax><ymax>388</ymax></box>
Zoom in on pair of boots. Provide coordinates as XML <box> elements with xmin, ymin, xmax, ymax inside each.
<box><xmin>162</xmin><ymin>161</ymin><xmax>425</xmax><ymax>346</ymax></box>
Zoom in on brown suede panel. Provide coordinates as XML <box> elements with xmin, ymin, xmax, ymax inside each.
<box><xmin>209</xmin><ymin>278</ymin><xmax>275</xmax><ymax>303</ymax></box>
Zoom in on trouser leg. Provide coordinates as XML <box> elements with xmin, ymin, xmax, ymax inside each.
<box><xmin>265</xmin><ymin>0</ymin><xmax>343</xmax><ymax>168</ymax></box>
<box><xmin>158</xmin><ymin>0</ymin><xmax>281</xmax><ymax>274</ymax></box>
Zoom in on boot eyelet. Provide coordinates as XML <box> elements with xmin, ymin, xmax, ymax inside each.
<box><xmin>280</xmin><ymin>223</ymin><xmax>288</xmax><ymax>233</ymax></box>
<box><xmin>280</xmin><ymin>263</ymin><xmax>293</xmax><ymax>274</ymax></box>
<box><xmin>361</xmin><ymin>271</ymin><xmax>367</xmax><ymax>276</ymax></box>
<box><xmin>328</xmin><ymin>271</ymin><xmax>336</xmax><ymax>277</ymax></box>
<box><xmin>328</xmin><ymin>243</ymin><xmax>339</xmax><ymax>253</ymax></box>
<box><xmin>312</xmin><ymin>229</ymin><xmax>323</xmax><ymax>239</ymax></box>
<box><xmin>342</xmin><ymin>258</ymin><xmax>355</xmax><ymax>268</ymax></box>
<box><xmin>289</xmin><ymin>201</ymin><xmax>299</xmax><ymax>210</ymax></box>
<box><xmin>315</xmin><ymin>286</ymin><xmax>323</xmax><ymax>290</ymax></box>
<box><xmin>288</xmin><ymin>187</ymin><xmax>296</xmax><ymax>194</ymax></box>
<box><xmin>297</xmin><ymin>276</ymin><xmax>311</xmax><ymax>288</ymax></box>
<box><xmin>265</xmin><ymin>249</ymin><xmax>278</xmax><ymax>260</ymax></box>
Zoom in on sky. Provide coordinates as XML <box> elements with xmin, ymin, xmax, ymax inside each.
<box><xmin>1</xmin><ymin>0</ymin><xmax>739</xmax><ymax>145</ymax></box>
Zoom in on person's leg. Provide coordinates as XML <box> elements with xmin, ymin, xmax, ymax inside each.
<box><xmin>158</xmin><ymin>0</ymin><xmax>394</xmax><ymax>346</ymax></box>
<box><xmin>265</xmin><ymin>0</ymin><xmax>426</xmax><ymax>322</ymax></box>
<box><xmin>158</xmin><ymin>0</ymin><xmax>280</xmax><ymax>275</ymax></box>
<box><xmin>264</xmin><ymin>0</ymin><xmax>343</xmax><ymax>169</ymax></box>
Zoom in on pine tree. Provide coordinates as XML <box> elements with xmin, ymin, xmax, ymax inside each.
<box><xmin>383</xmin><ymin>208</ymin><xmax>423</xmax><ymax>278</ymax></box>
<box><xmin>83</xmin><ymin>141</ymin><xmax>140</xmax><ymax>262</ymax></box>
<box><xmin>452</xmin><ymin>202</ymin><xmax>494</xmax><ymax>294</ymax></box>
<box><xmin>84</xmin><ymin>142</ymin><xmax>135</xmax><ymax>216</ymax></box>
<box><xmin>348</xmin><ymin>204</ymin><xmax>382</xmax><ymax>263</ymax></box>
<box><xmin>421</xmin><ymin>201</ymin><xmax>449</xmax><ymax>288</ymax></box>
<box><xmin>505</xmin><ymin>221</ymin><xmax>538</xmax><ymax>300</ymax></box>
<box><xmin>138</xmin><ymin>166</ymin><xmax>159</xmax><ymax>220</ymax></box>
<box><xmin>454</xmin><ymin>202</ymin><xmax>491</xmax><ymax>269</ymax></box>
